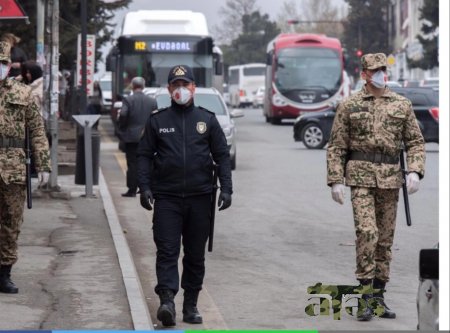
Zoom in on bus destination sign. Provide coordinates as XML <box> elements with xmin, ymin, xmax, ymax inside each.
<box><xmin>134</xmin><ymin>40</ymin><xmax>194</xmax><ymax>52</ymax></box>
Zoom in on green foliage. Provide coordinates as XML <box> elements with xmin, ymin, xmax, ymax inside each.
<box><xmin>407</xmin><ymin>0</ymin><xmax>439</xmax><ymax>70</ymax></box>
<box><xmin>342</xmin><ymin>0</ymin><xmax>392</xmax><ymax>77</ymax></box>
<box><xmin>0</xmin><ymin>0</ymin><xmax>130</xmax><ymax>70</ymax></box>
<box><xmin>221</xmin><ymin>11</ymin><xmax>280</xmax><ymax>71</ymax></box>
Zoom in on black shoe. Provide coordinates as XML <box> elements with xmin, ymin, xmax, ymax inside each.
<box><xmin>357</xmin><ymin>296</ymin><xmax>374</xmax><ymax>321</ymax></box>
<box><xmin>183</xmin><ymin>290</ymin><xmax>202</xmax><ymax>324</ymax></box>
<box><xmin>157</xmin><ymin>289</ymin><xmax>176</xmax><ymax>327</ymax></box>
<box><xmin>121</xmin><ymin>190</ymin><xmax>136</xmax><ymax>197</ymax></box>
<box><xmin>0</xmin><ymin>265</ymin><xmax>19</xmax><ymax>294</ymax></box>
<box><xmin>183</xmin><ymin>306</ymin><xmax>203</xmax><ymax>324</ymax></box>
<box><xmin>373</xmin><ymin>297</ymin><xmax>396</xmax><ymax>318</ymax></box>
<box><xmin>157</xmin><ymin>303</ymin><xmax>176</xmax><ymax>326</ymax></box>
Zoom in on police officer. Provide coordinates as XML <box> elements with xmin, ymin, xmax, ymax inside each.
<box><xmin>326</xmin><ymin>53</ymin><xmax>425</xmax><ymax>321</ymax></box>
<box><xmin>137</xmin><ymin>65</ymin><xmax>232</xmax><ymax>327</ymax></box>
<box><xmin>118</xmin><ymin>76</ymin><xmax>157</xmax><ymax>197</ymax></box>
<box><xmin>0</xmin><ymin>41</ymin><xmax>51</xmax><ymax>293</ymax></box>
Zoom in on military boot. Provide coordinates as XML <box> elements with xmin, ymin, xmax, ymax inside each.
<box><xmin>373</xmin><ymin>278</ymin><xmax>396</xmax><ymax>319</ymax></box>
<box><xmin>0</xmin><ymin>265</ymin><xmax>19</xmax><ymax>294</ymax></box>
<box><xmin>157</xmin><ymin>289</ymin><xmax>176</xmax><ymax>327</ymax></box>
<box><xmin>356</xmin><ymin>279</ymin><xmax>374</xmax><ymax>321</ymax></box>
<box><xmin>183</xmin><ymin>290</ymin><xmax>203</xmax><ymax>324</ymax></box>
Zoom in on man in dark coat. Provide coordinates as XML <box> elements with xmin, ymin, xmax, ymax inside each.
<box><xmin>119</xmin><ymin>76</ymin><xmax>156</xmax><ymax>197</ymax></box>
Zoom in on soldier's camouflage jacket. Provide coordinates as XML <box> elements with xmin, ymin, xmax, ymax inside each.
<box><xmin>327</xmin><ymin>86</ymin><xmax>425</xmax><ymax>188</ymax></box>
<box><xmin>0</xmin><ymin>78</ymin><xmax>51</xmax><ymax>184</ymax></box>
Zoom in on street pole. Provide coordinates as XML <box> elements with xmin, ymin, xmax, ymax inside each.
<box><xmin>36</xmin><ymin>0</ymin><xmax>45</xmax><ymax>68</ymax></box>
<box><xmin>49</xmin><ymin>0</ymin><xmax>59</xmax><ymax>188</ymax></box>
<box><xmin>80</xmin><ymin>0</ymin><xmax>88</xmax><ymax>115</ymax></box>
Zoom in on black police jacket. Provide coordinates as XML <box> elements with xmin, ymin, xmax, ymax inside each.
<box><xmin>137</xmin><ymin>101</ymin><xmax>233</xmax><ymax>197</ymax></box>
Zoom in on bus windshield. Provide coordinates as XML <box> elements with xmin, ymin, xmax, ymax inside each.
<box><xmin>120</xmin><ymin>53</ymin><xmax>213</xmax><ymax>94</ymax></box>
<box><xmin>275</xmin><ymin>47</ymin><xmax>342</xmax><ymax>93</ymax></box>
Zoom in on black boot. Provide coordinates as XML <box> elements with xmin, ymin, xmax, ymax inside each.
<box><xmin>356</xmin><ymin>279</ymin><xmax>374</xmax><ymax>321</ymax></box>
<box><xmin>0</xmin><ymin>265</ymin><xmax>19</xmax><ymax>294</ymax></box>
<box><xmin>373</xmin><ymin>278</ymin><xmax>396</xmax><ymax>319</ymax></box>
<box><xmin>183</xmin><ymin>290</ymin><xmax>203</xmax><ymax>324</ymax></box>
<box><xmin>157</xmin><ymin>289</ymin><xmax>176</xmax><ymax>327</ymax></box>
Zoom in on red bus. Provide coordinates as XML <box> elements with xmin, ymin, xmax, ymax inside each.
<box><xmin>264</xmin><ymin>33</ymin><xmax>348</xmax><ymax>124</ymax></box>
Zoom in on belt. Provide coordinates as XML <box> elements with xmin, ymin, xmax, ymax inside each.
<box><xmin>0</xmin><ymin>137</ymin><xmax>25</xmax><ymax>149</ymax></box>
<box><xmin>349</xmin><ymin>151</ymin><xmax>399</xmax><ymax>164</ymax></box>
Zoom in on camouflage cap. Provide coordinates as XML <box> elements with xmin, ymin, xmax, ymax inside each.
<box><xmin>361</xmin><ymin>53</ymin><xmax>387</xmax><ymax>70</ymax></box>
<box><xmin>0</xmin><ymin>41</ymin><xmax>11</xmax><ymax>62</ymax></box>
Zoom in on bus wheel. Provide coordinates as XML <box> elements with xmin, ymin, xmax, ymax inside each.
<box><xmin>301</xmin><ymin>123</ymin><xmax>326</xmax><ymax>149</ymax></box>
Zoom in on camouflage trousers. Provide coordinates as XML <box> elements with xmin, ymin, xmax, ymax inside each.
<box><xmin>351</xmin><ymin>186</ymin><xmax>399</xmax><ymax>282</ymax></box>
<box><xmin>0</xmin><ymin>178</ymin><xmax>26</xmax><ymax>266</ymax></box>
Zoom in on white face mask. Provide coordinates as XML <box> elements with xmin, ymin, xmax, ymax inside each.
<box><xmin>369</xmin><ymin>70</ymin><xmax>386</xmax><ymax>88</ymax></box>
<box><xmin>0</xmin><ymin>63</ymin><xmax>10</xmax><ymax>80</ymax></box>
<box><xmin>172</xmin><ymin>86</ymin><xmax>193</xmax><ymax>105</ymax></box>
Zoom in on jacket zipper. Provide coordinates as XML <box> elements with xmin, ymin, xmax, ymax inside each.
<box><xmin>182</xmin><ymin>110</ymin><xmax>186</xmax><ymax>197</ymax></box>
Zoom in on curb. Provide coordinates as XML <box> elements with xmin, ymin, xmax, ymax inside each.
<box><xmin>98</xmin><ymin>168</ymin><xmax>154</xmax><ymax>330</ymax></box>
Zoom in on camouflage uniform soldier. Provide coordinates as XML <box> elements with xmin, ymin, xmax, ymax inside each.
<box><xmin>326</xmin><ymin>53</ymin><xmax>425</xmax><ymax>321</ymax></box>
<box><xmin>0</xmin><ymin>41</ymin><xmax>51</xmax><ymax>293</ymax></box>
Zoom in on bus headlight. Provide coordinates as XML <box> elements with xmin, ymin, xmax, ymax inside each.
<box><xmin>272</xmin><ymin>93</ymin><xmax>287</xmax><ymax>107</ymax></box>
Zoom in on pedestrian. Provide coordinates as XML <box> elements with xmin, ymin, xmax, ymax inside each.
<box><xmin>137</xmin><ymin>65</ymin><xmax>233</xmax><ymax>327</ymax></box>
<box><xmin>118</xmin><ymin>76</ymin><xmax>156</xmax><ymax>197</ymax></box>
<box><xmin>0</xmin><ymin>41</ymin><xmax>51</xmax><ymax>293</ymax></box>
<box><xmin>326</xmin><ymin>53</ymin><xmax>425</xmax><ymax>321</ymax></box>
<box><xmin>0</xmin><ymin>33</ymin><xmax>28</xmax><ymax>79</ymax></box>
<box><xmin>21</xmin><ymin>60</ymin><xmax>45</xmax><ymax>177</ymax></box>
<box><xmin>88</xmin><ymin>80</ymin><xmax>103</xmax><ymax>129</ymax></box>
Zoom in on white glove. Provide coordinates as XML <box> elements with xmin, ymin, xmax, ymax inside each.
<box><xmin>406</xmin><ymin>172</ymin><xmax>420</xmax><ymax>194</ymax></box>
<box><xmin>331</xmin><ymin>183</ymin><xmax>345</xmax><ymax>205</ymax></box>
<box><xmin>38</xmin><ymin>171</ymin><xmax>50</xmax><ymax>185</ymax></box>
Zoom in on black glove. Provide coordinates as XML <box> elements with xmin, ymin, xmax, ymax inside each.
<box><xmin>218</xmin><ymin>192</ymin><xmax>232</xmax><ymax>211</ymax></box>
<box><xmin>140</xmin><ymin>190</ymin><xmax>154</xmax><ymax>211</ymax></box>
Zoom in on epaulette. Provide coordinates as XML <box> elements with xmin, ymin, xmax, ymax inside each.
<box><xmin>198</xmin><ymin>105</ymin><xmax>215</xmax><ymax>115</ymax></box>
<box><xmin>151</xmin><ymin>107</ymin><xmax>169</xmax><ymax>115</ymax></box>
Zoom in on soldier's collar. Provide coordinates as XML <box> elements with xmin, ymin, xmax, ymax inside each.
<box><xmin>362</xmin><ymin>85</ymin><xmax>394</xmax><ymax>99</ymax></box>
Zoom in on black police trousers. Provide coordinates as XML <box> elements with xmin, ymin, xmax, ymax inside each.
<box><xmin>152</xmin><ymin>194</ymin><xmax>211</xmax><ymax>295</ymax></box>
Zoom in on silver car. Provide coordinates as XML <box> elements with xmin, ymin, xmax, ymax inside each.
<box><xmin>154</xmin><ymin>87</ymin><xmax>243</xmax><ymax>170</ymax></box>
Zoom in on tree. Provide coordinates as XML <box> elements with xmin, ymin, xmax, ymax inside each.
<box><xmin>0</xmin><ymin>0</ymin><xmax>130</xmax><ymax>70</ymax></box>
<box><xmin>342</xmin><ymin>0</ymin><xmax>392</xmax><ymax>77</ymax></box>
<box><xmin>221</xmin><ymin>11</ymin><xmax>280</xmax><ymax>69</ymax></box>
<box><xmin>213</xmin><ymin>0</ymin><xmax>258</xmax><ymax>45</ymax></box>
<box><xmin>276</xmin><ymin>0</ymin><xmax>346</xmax><ymax>38</ymax></box>
<box><xmin>407</xmin><ymin>0</ymin><xmax>439</xmax><ymax>70</ymax></box>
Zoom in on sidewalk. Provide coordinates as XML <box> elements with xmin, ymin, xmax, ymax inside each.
<box><xmin>0</xmin><ymin>173</ymin><xmax>152</xmax><ymax>330</ymax></box>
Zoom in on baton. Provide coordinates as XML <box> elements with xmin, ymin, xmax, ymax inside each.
<box><xmin>400</xmin><ymin>148</ymin><xmax>411</xmax><ymax>226</ymax></box>
<box><xmin>208</xmin><ymin>164</ymin><xmax>219</xmax><ymax>252</ymax></box>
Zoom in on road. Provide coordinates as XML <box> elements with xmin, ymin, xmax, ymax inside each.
<box><xmin>100</xmin><ymin>107</ymin><xmax>439</xmax><ymax>330</ymax></box>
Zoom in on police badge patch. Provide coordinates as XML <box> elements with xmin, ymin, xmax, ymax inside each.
<box><xmin>196</xmin><ymin>122</ymin><xmax>207</xmax><ymax>134</ymax></box>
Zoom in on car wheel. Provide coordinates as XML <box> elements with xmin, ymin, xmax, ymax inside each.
<box><xmin>301</xmin><ymin>123</ymin><xmax>326</xmax><ymax>149</ymax></box>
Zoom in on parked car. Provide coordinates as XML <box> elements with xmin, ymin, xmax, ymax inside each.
<box><xmin>402</xmin><ymin>79</ymin><xmax>421</xmax><ymax>88</ymax></box>
<box><xmin>252</xmin><ymin>86</ymin><xmax>265</xmax><ymax>108</ymax></box>
<box><xmin>293</xmin><ymin>87</ymin><xmax>439</xmax><ymax>149</ymax></box>
<box><xmin>154</xmin><ymin>87</ymin><xmax>244</xmax><ymax>170</ymax></box>
<box><xmin>420</xmin><ymin>77</ymin><xmax>439</xmax><ymax>91</ymax></box>
<box><xmin>417</xmin><ymin>244</ymin><xmax>439</xmax><ymax>330</ymax></box>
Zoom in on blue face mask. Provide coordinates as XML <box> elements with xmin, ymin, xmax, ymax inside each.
<box><xmin>0</xmin><ymin>63</ymin><xmax>10</xmax><ymax>80</ymax></box>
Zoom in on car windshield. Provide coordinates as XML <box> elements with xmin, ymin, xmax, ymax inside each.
<box><xmin>275</xmin><ymin>47</ymin><xmax>342</xmax><ymax>92</ymax></box>
<box><xmin>156</xmin><ymin>92</ymin><xmax>227</xmax><ymax>116</ymax></box>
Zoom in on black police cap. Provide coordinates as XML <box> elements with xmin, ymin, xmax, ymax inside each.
<box><xmin>167</xmin><ymin>65</ymin><xmax>195</xmax><ymax>84</ymax></box>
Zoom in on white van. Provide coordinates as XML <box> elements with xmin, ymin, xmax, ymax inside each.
<box><xmin>228</xmin><ymin>63</ymin><xmax>265</xmax><ymax>108</ymax></box>
<box><xmin>99</xmin><ymin>72</ymin><xmax>112</xmax><ymax>113</ymax></box>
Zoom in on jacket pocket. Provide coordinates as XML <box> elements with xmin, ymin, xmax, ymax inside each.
<box><xmin>349</xmin><ymin>111</ymin><xmax>372</xmax><ymax>138</ymax></box>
